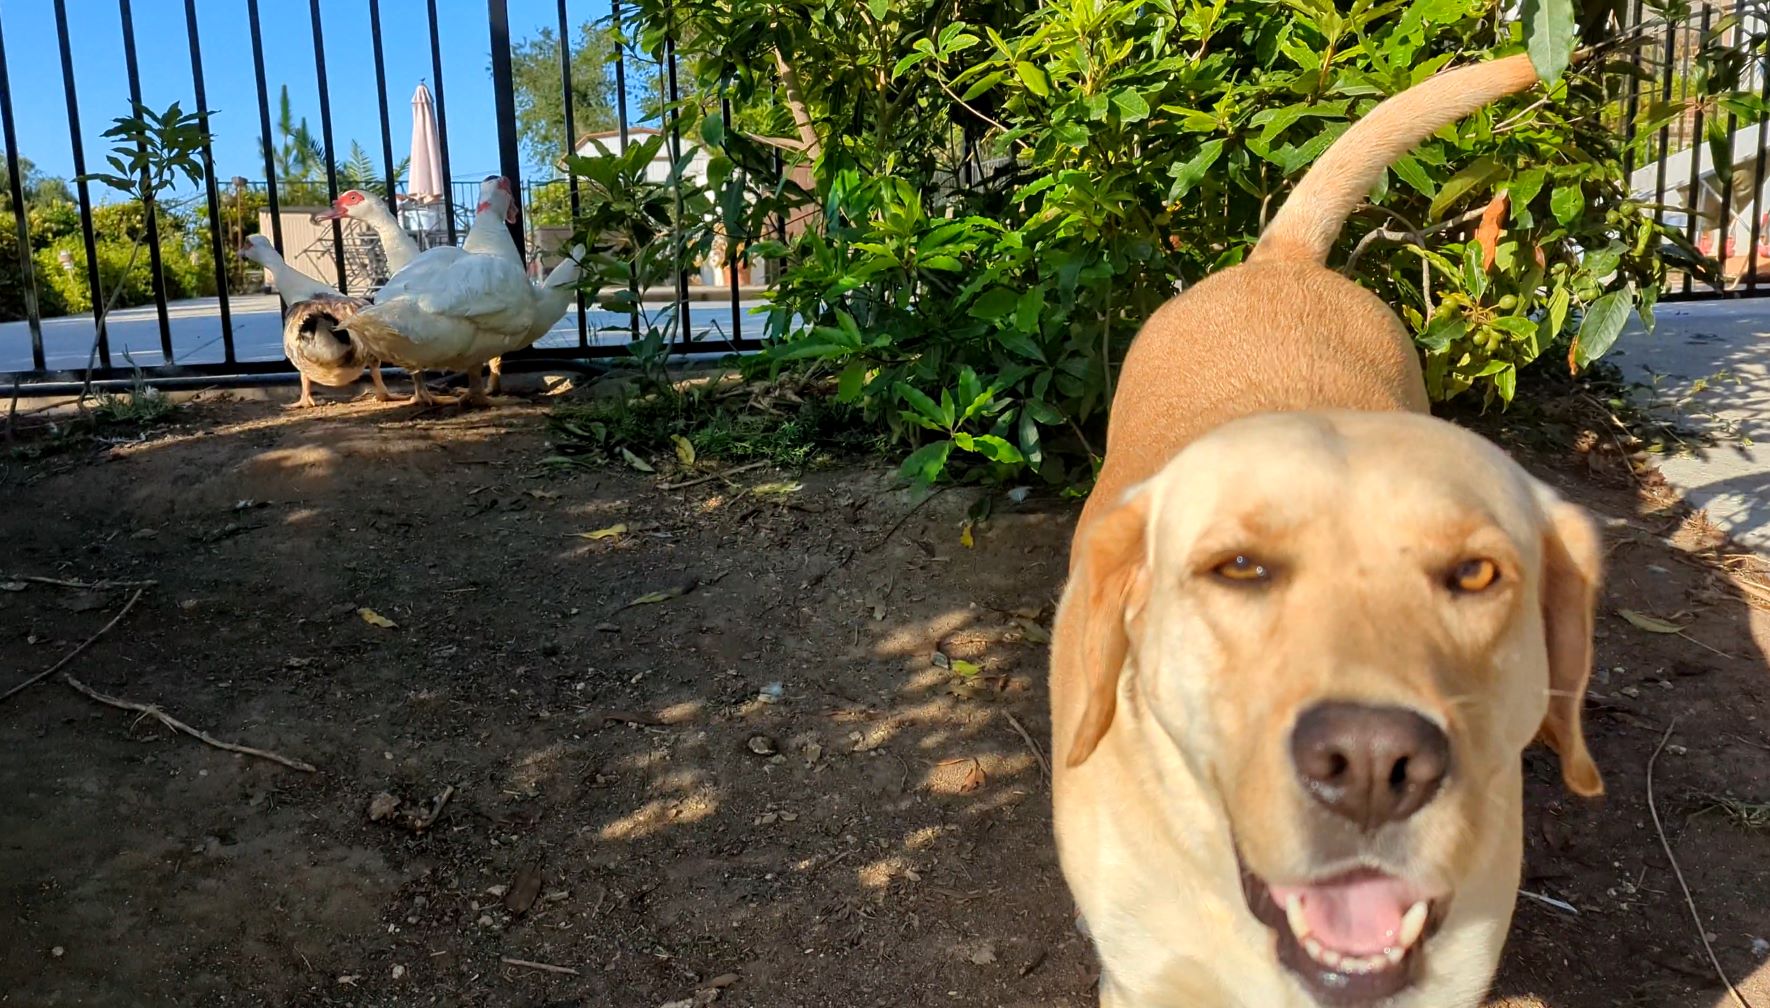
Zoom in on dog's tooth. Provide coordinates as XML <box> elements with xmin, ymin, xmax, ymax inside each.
<box><xmin>1283</xmin><ymin>894</ymin><xmax>1309</xmax><ymax>939</ymax></box>
<box><xmin>1303</xmin><ymin>936</ymin><xmax>1327</xmax><ymax>964</ymax></box>
<box><xmin>1399</xmin><ymin>901</ymin><xmax>1429</xmax><ymax>948</ymax></box>
<box><xmin>1318</xmin><ymin>946</ymin><xmax>1343</xmax><ymax>969</ymax></box>
<box><xmin>1384</xmin><ymin>946</ymin><xmax>1406</xmax><ymax>967</ymax></box>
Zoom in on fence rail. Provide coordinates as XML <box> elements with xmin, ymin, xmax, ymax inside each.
<box><xmin>0</xmin><ymin>2</ymin><xmax>1764</xmax><ymax>392</ymax></box>
<box><xmin>0</xmin><ymin>0</ymin><xmax>765</xmax><ymax>392</ymax></box>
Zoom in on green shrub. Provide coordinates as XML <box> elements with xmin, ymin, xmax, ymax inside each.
<box><xmin>34</xmin><ymin>235</ymin><xmax>157</xmax><ymax>314</ymax></box>
<box><xmin>630</xmin><ymin>0</ymin><xmax>1741</xmax><ymax>487</ymax></box>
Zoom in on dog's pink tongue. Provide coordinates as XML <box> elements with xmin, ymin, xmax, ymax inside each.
<box><xmin>1272</xmin><ymin>875</ymin><xmax>1413</xmax><ymax>956</ymax></box>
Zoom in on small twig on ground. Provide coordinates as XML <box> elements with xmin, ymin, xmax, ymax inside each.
<box><xmin>1646</xmin><ymin>720</ymin><xmax>1755</xmax><ymax>1008</ymax></box>
<box><xmin>657</xmin><ymin>459</ymin><xmax>770</xmax><ymax>491</ymax></box>
<box><xmin>863</xmin><ymin>486</ymin><xmax>951</xmax><ymax>553</ymax></box>
<box><xmin>0</xmin><ymin>586</ymin><xmax>146</xmax><ymax>705</ymax></box>
<box><xmin>62</xmin><ymin>671</ymin><xmax>317</xmax><ymax>772</ymax></box>
<box><xmin>1004</xmin><ymin>711</ymin><xmax>1051</xmax><ymax>781</ymax></box>
<box><xmin>498</xmin><ymin>957</ymin><xmax>580</xmax><ymax>976</ymax></box>
<box><xmin>3</xmin><ymin>574</ymin><xmax>160</xmax><ymax>591</ymax></box>
<box><xmin>412</xmin><ymin>784</ymin><xmax>455</xmax><ymax>830</ymax></box>
<box><xmin>1677</xmin><ymin>630</ymin><xmax>1739</xmax><ymax>661</ymax></box>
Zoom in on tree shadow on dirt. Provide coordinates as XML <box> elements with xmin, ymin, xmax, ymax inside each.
<box><xmin>0</xmin><ymin>399</ymin><xmax>1767</xmax><ymax>1007</ymax></box>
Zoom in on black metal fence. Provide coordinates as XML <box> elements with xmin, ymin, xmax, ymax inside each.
<box><xmin>1622</xmin><ymin>2</ymin><xmax>1770</xmax><ymax>301</ymax></box>
<box><xmin>0</xmin><ymin>2</ymin><xmax>1764</xmax><ymax>392</ymax></box>
<box><xmin>0</xmin><ymin>0</ymin><xmax>764</xmax><ymax>393</ymax></box>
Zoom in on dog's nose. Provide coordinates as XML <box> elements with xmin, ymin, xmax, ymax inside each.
<box><xmin>1290</xmin><ymin>702</ymin><xmax>1450</xmax><ymax>830</ymax></box>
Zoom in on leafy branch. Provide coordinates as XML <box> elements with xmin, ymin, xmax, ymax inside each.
<box><xmin>71</xmin><ymin>100</ymin><xmax>213</xmax><ymax>411</ymax></box>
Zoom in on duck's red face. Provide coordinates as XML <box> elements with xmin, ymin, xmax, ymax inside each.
<box><xmin>311</xmin><ymin>190</ymin><xmax>369</xmax><ymax>222</ymax></box>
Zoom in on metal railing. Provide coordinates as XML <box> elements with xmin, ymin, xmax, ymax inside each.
<box><xmin>1623</xmin><ymin>1</ymin><xmax>1770</xmax><ymax>300</ymax></box>
<box><xmin>0</xmin><ymin>0</ymin><xmax>766</xmax><ymax>392</ymax></box>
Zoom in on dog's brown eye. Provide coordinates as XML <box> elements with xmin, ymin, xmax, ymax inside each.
<box><xmin>1213</xmin><ymin>554</ymin><xmax>1269</xmax><ymax>582</ymax></box>
<box><xmin>1450</xmin><ymin>558</ymin><xmax>1499</xmax><ymax>593</ymax></box>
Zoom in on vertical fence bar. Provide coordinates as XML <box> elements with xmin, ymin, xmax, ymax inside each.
<box><xmin>558</xmin><ymin>0</ymin><xmax>588</xmax><ymax>350</ymax></box>
<box><xmin>1651</xmin><ymin>18</ymin><xmax>1676</xmax><ymax>241</ymax></box>
<box><xmin>1682</xmin><ymin>7</ymin><xmax>1712</xmax><ymax>294</ymax></box>
<box><xmin>0</xmin><ymin>13</ymin><xmax>45</xmax><ymax>372</ymax></box>
<box><xmin>723</xmin><ymin>95</ymin><xmax>742</xmax><ymax>344</ymax></box>
<box><xmin>425</xmin><ymin>0</ymin><xmax>457</xmax><ymax>244</ymax></box>
<box><xmin>1746</xmin><ymin>18</ymin><xmax>1770</xmax><ymax>291</ymax></box>
<box><xmin>665</xmin><ymin>19</ymin><xmax>689</xmax><ymax>351</ymax></box>
<box><xmin>487</xmin><ymin>0</ymin><xmax>526</xmax><ymax>261</ymax></box>
<box><xmin>1714</xmin><ymin>0</ymin><xmax>1745</xmax><ymax>286</ymax></box>
<box><xmin>307</xmin><ymin>0</ymin><xmax>346</xmax><ymax>293</ymax></box>
<box><xmin>246</xmin><ymin>0</ymin><xmax>283</xmax><ymax>252</ymax></box>
<box><xmin>612</xmin><ymin>0</ymin><xmax>638</xmax><ymax>341</ymax></box>
<box><xmin>53</xmin><ymin>0</ymin><xmax>110</xmax><ymax>369</ymax></box>
<box><xmin>118</xmin><ymin>0</ymin><xmax>174</xmax><ymax>365</ymax></box>
<box><xmin>368</xmin><ymin>0</ymin><xmax>398</xmax><ymax>219</ymax></box>
<box><xmin>1620</xmin><ymin>0</ymin><xmax>1644</xmax><ymax>181</ymax></box>
<box><xmin>183</xmin><ymin>0</ymin><xmax>234</xmax><ymax>364</ymax></box>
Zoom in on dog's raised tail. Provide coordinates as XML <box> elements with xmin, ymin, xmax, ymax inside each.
<box><xmin>1249</xmin><ymin>52</ymin><xmax>1542</xmax><ymax>266</ymax></box>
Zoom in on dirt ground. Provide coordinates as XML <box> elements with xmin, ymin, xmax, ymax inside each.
<box><xmin>2</xmin><ymin>391</ymin><xmax>1769</xmax><ymax>1008</ymax></box>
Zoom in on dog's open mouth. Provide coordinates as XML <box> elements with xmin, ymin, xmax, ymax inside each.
<box><xmin>1241</xmin><ymin>862</ymin><xmax>1445</xmax><ymax>1004</ymax></box>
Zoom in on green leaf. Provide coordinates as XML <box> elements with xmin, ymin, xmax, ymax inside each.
<box><xmin>1428</xmin><ymin>157</ymin><xmax>1501</xmax><ymax>220</ymax></box>
<box><xmin>1112</xmin><ymin>90</ymin><xmax>1151</xmax><ymax>123</ymax></box>
<box><xmin>962</xmin><ymin>70</ymin><xmax>1005</xmax><ymax>101</ymax></box>
<box><xmin>1575</xmin><ymin>290</ymin><xmax>1633</xmax><ymax>366</ymax></box>
<box><xmin>1167</xmin><ymin>139</ymin><xmax>1225</xmax><ymax>200</ymax></box>
<box><xmin>897</xmin><ymin>384</ymin><xmax>948</xmax><ymax>429</ymax></box>
<box><xmin>1492</xmin><ymin>363</ymin><xmax>1517</xmax><ymax>402</ymax></box>
<box><xmin>1015</xmin><ymin>62</ymin><xmax>1051</xmax><ymax>97</ymax></box>
<box><xmin>955</xmin><ymin>433</ymin><xmax>1024</xmax><ymax>464</ymax></box>
<box><xmin>837</xmin><ymin>361</ymin><xmax>867</xmax><ymax>403</ymax></box>
<box><xmin>969</xmin><ymin>286</ymin><xmax>1019</xmax><ymax>320</ymax></box>
<box><xmin>1707</xmin><ymin>116</ymin><xmax>1736</xmax><ymax>186</ymax></box>
<box><xmin>1014</xmin><ymin>286</ymin><xmax>1046</xmax><ymax>334</ymax></box>
<box><xmin>1522</xmin><ymin>0</ymin><xmax>1577</xmax><ymax>82</ymax></box>
<box><xmin>900</xmin><ymin>440</ymin><xmax>954</xmax><ymax>486</ymax></box>
<box><xmin>1391</xmin><ymin>155</ymin><xmax>1436</xmax><ymax>196</ymax></box>
<box><xmin>1550</xmin><ymin>183</ymin><xmax>1582</xmax><ymax>226</ymax></box>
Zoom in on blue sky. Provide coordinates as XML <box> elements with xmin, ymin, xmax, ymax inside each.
<box><xmin>2</xmin><ymin>0</ymin><xmax>631</xmax><ymax>201</ymax></box>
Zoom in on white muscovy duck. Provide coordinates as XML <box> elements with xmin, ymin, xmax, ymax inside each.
<box><xmin>311</xmin><ymin>189</ymin><xmax>422</xmax><ymax>275</ymax></box>
<box><xmin>339</xmin><ymin>177</ymin><xmax>583</xmax><ymax>408</ymax></box>
<box><xmin>237</xmin><ymin>234</ymin><xmax>391</xmax><ymax>408</ymax></box>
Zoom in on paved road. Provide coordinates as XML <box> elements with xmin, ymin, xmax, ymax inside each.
<box><xmin>0</xmin><ymin>295</ymin><xmax>774</xmax><ymax>373</ymax></box>
<box><xmin>1610</xmin><ymin>298</ymin><xmax>1770</xmax><ymax>552</ymax></box>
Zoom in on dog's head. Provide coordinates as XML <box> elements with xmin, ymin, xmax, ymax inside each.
<box><xmin>1064</xmin><ymin>410</ymin><xmax>1601</xmax><ymax>1005</ymax></box>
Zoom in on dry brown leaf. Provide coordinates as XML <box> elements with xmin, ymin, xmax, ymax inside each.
<box><xmin>1475</xmin><ymin>193</ymin><xmax>1508</xmax><ymax>271</ymax></box>
<box><xmin>572</xmin><ymin>524</ymin><xmax>627</xmax><ymax>540</ymax></box>
<box><xmin>749</xmin><ymin>481</ymin><xmax>803</xmax><ymax>497</ymax></box>
<box><xmin>621</xmin><ymin>578</ymin><xmax>697</xmax><ymax>609</ymax></box>
<box><xmin>1015</xmin><ymin>618</ymin><xmax>1052</xmax><ymax>645</ymax></box>
<box><xmin>358</xmin><ymin>607</ymin><xmax>398</xmax><ymax>629</ymax></box>
<box><xmin>525</xmin><ymin>489</ymin><xmax>559</xmax><ymax>501</ymax></box>
<box><xmin>1617</xmin><ymin>608</ymin><xmax>1687</xmax><ymax>634</ymax></box>
<box><xmin>960</xmin><ymin>760</ymin><xmax>987</xmax><ymax>792</ymax></box>
<box><xmin>504</xmin><ymin>862</ymin><xmax>544</xmax><ymax>914</ymax></box>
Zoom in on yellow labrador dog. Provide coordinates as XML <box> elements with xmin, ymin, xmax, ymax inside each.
<box><xmin>1050</xmin><ymin>52</ymin><xmax>1605</xmax><ymax>1008</ymax></box>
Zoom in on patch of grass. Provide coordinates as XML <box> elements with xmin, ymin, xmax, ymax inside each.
<box><xmin>547</xmin><ymin>377</ymin><xmax>887</xmax><ymax>473</ymax></box>
<box><xmin>1695</xmin><ymin>793</ymin><xmax>1770</xmax><ymax>832</ymax></box>
<box><xmin>4</xmin><ymin>383</ymin><xmax>178</xmax><ymax>463</ymax></box>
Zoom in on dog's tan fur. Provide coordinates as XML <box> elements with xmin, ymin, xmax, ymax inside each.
<box><xmin>1051</xmin><ymin>52</ymin><xmax>1604</xmax><ymax>1007</ymax></box>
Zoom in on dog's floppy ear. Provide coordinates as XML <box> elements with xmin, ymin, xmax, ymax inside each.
<box><xmin>1064</xmin><ymin>491</ymin><xmax>1152</xmax><ymax>768</ymax></box>
<box><xmin>1534</xmin><ymin>488</ymin><xmax>1604</xmax><ymax>797</ymax></box>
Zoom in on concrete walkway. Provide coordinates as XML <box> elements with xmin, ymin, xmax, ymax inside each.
<box><xmin>1610</xmin><ymin>298</ymin><xmax>1770</xmax><ymax>551</ymax></box>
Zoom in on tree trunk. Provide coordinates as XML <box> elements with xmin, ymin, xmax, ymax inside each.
<box><xmin>773</xmin><ymin>49</ymin><xmax>822</xmax><ymax>164</ymax></box>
